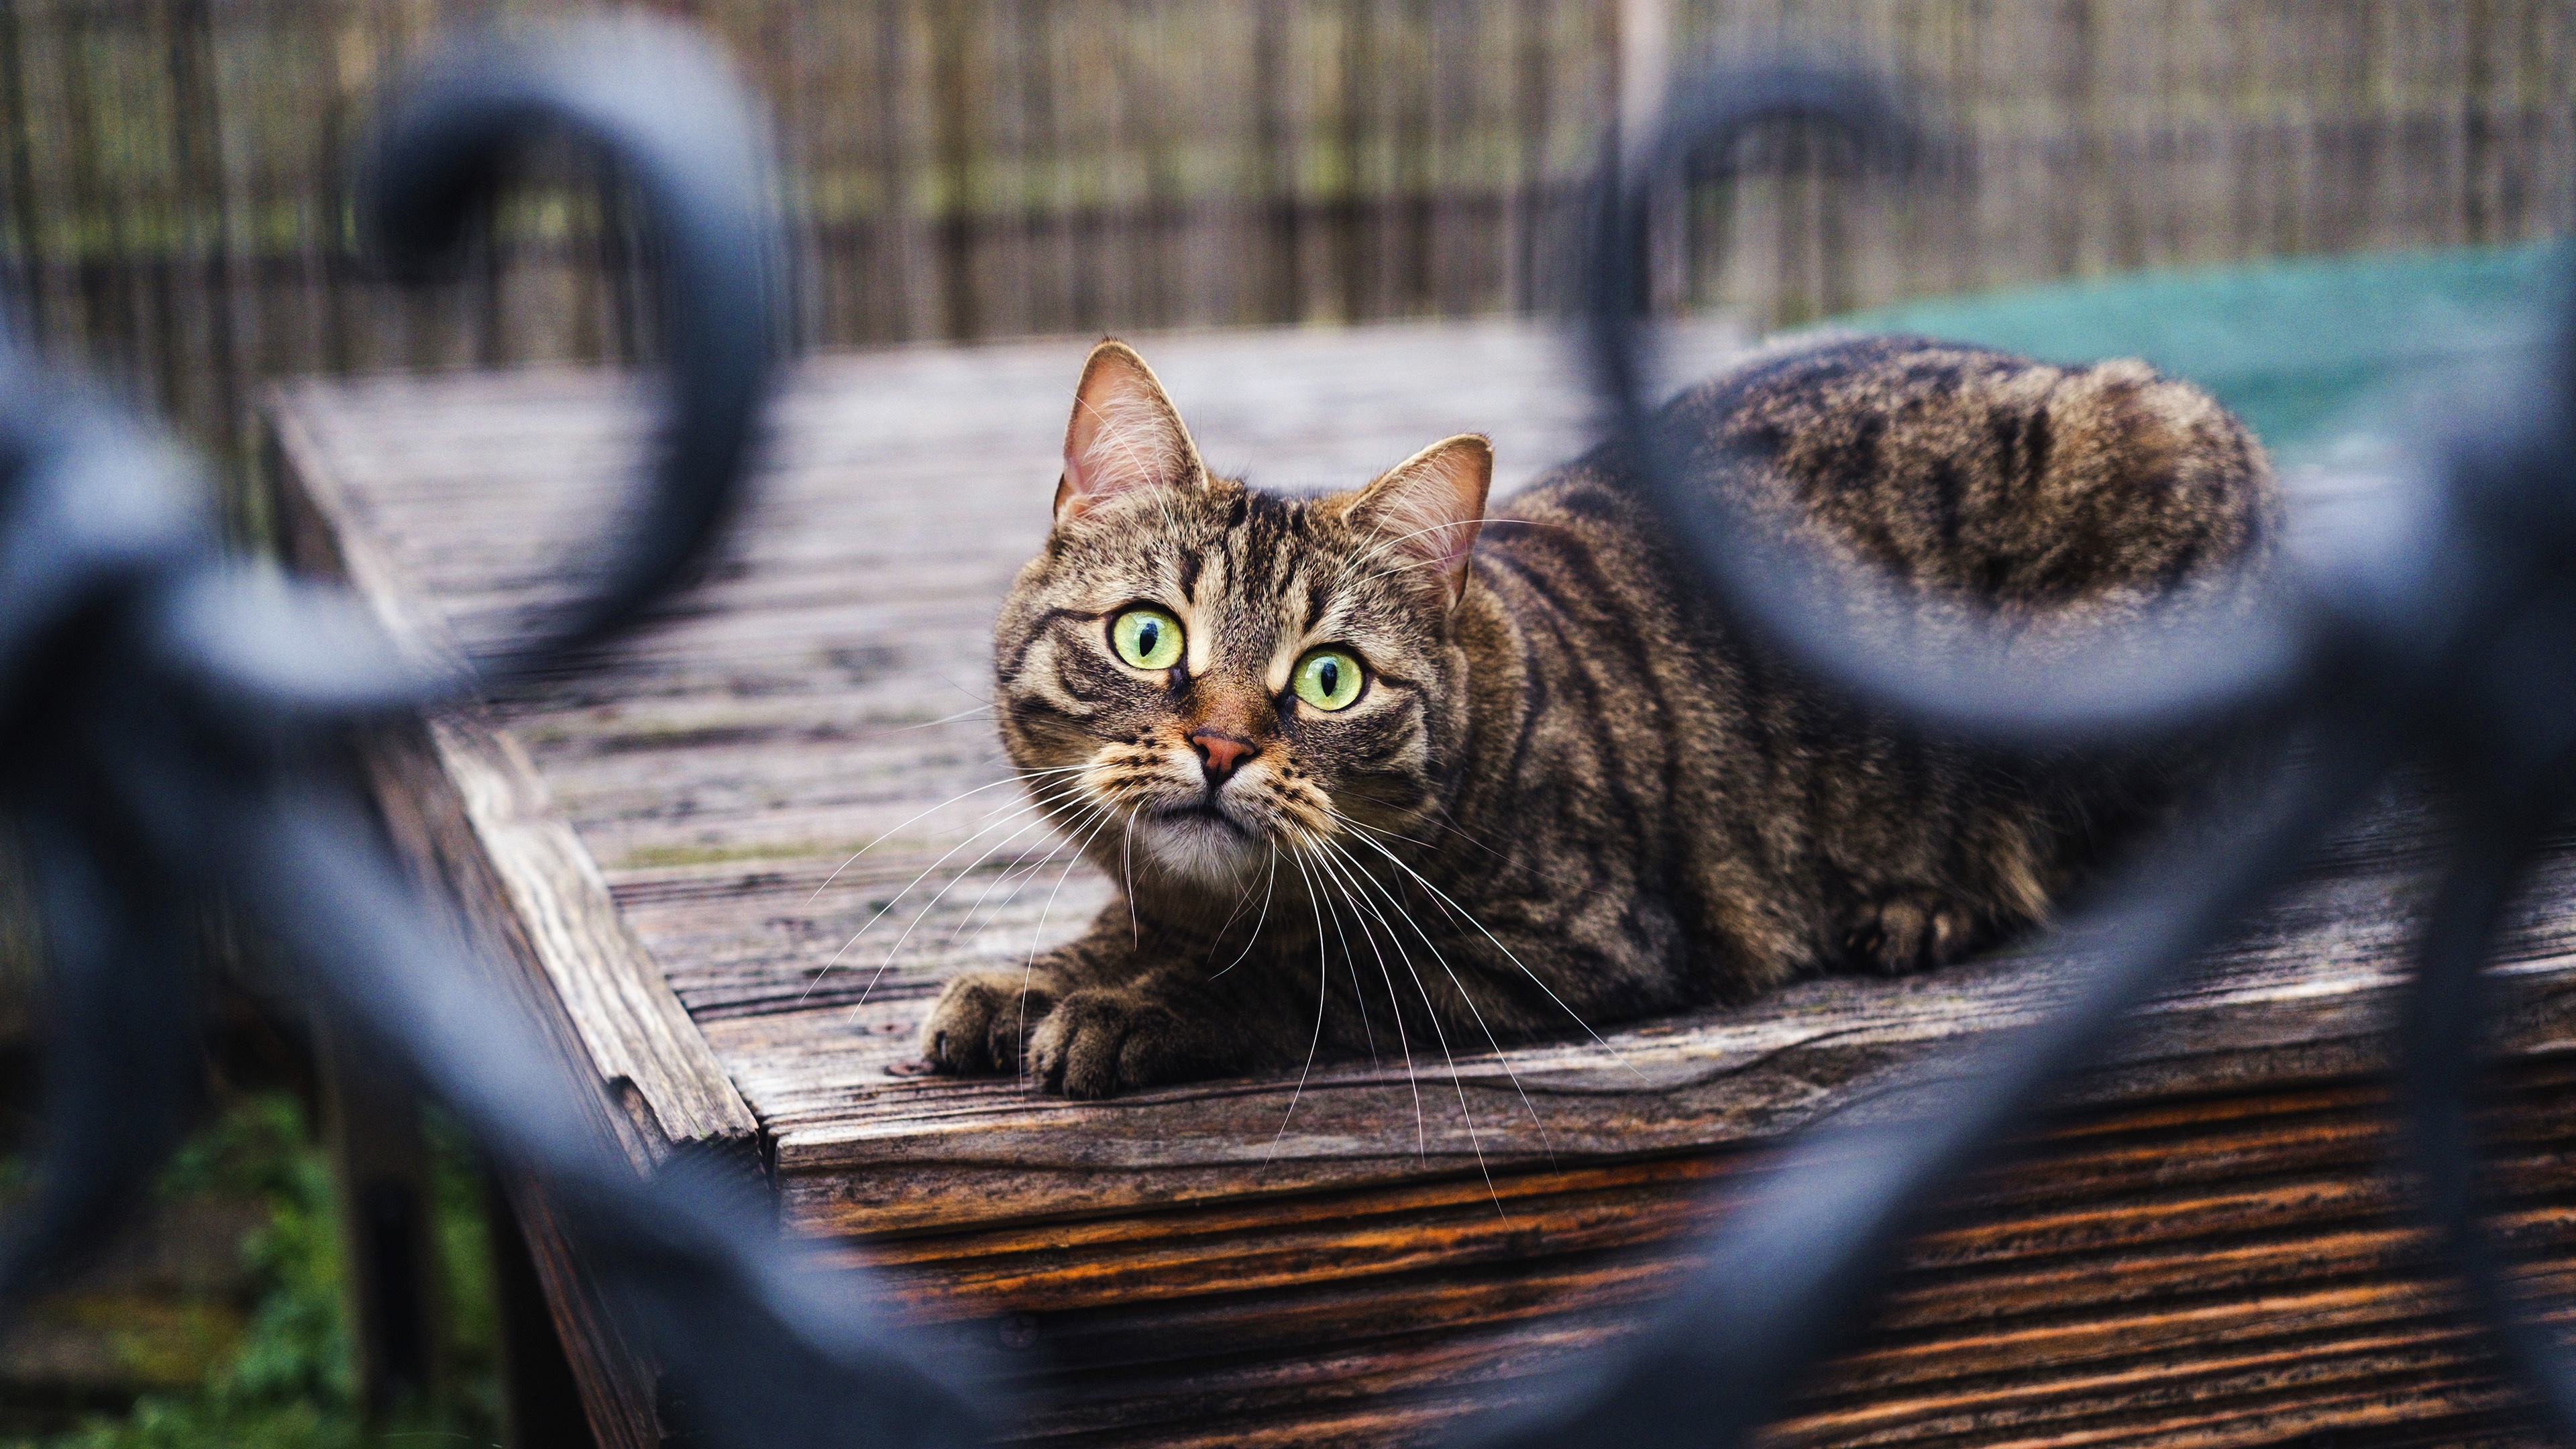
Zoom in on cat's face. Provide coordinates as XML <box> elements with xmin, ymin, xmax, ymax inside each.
<box><xmin>993</xmin><ymin>341</ymin><xmax>1491</xmax><ymax>895</ymax></box>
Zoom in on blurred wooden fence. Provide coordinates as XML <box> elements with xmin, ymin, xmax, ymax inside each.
<box><xmin>3</xmin><ymin>0</ymin><xmax>2573</xmax><ymax>474</ymax></box>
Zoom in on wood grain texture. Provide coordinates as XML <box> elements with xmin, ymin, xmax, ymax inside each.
<box><xmin>266</xmin><ymin>319</ymin><xmax>2576</xmax><ymax>1448</ymax></box>
<box><xmin>267</xmin><ymin>393</ymin><xmax>759</xmax><ymax>1162</ymax></box>
<box><xmin>924</xmin><ymin>1068</ymin><xmax>2576</xmax><ymax>1448</ymax></box>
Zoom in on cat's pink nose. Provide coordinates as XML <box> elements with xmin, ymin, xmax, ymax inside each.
<box><xmin>1189</xmin><ymin>729</ymin><xmax>1253</xmax><ymax>784</ymax></box>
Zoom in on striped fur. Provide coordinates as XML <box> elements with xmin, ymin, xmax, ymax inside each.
<box><xmin>922</xmin><ymin>334</ymin><xmax>2279</xmax><ymax>1099</ymax></box>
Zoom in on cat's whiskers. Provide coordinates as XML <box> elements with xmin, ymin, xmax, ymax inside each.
<box><xmin>930</xmin><ymin>669</ymin><xmax>995</xmax><ymax>711</ymax></box>
<box><xmin>1082</xmin><ymin>739</ymin><xmax>1206</xmax><ymax>818</ymax></box>
<box><xmin>961</xmin><ymin>837</ymin><xmax>1097</xmax><ymax>950</ymax></box>
<box><xmin>1316</xmin><ymin>836</ymin><xmax>1553</xmax><ymax>1166</ymax></box>
<box><xmin>1122</xmin><ymin>810</ymin><xmax>1141</xmax><ymax>945</ymax></box>
<box><xmin>1209</xmin><ymin>843</ymin><xmax>1281</xmax><ymax>978</ymax></box>
<box><xmin>954</xmin><ymin>832</ymin><xmax>1085</xmax><ymax>948</ymax></box>
<box><xmin>1294</xmin><ymin>834</ymin><xmax>1425</xmax><ymax>1159</ymax></box>
<box><xmin>879</xmin><ymin>703</ymin><xmax>997</xmax><ymax>735</ymax></box>
<box><xmin>881</xmin><ymin>757</ymin><xmax>1123</xmax><ymax>959</ymax></box>
<box><xmin>1288</xmin><ymin>825</ymin><xmax>1497</xmax><ymax>1207</ymax></box>
<box><xmin>1332</xmin><ymin>789</ymin><xmax>1627</xmax><ymax>908</ymax></box>
<box><xmin>963</xmin><ymin>763</ymin><xmax>1147</xmax><ymax>949</ymax></box>
<box><xmin>1300</xmin><ymin>827</ymin><xmax>1376</xmax><ymax>1065</ymax></box>
<box><xmin>1267</xmin><ymin>847</ymin><xmax>1339</xmax><ymax>1169</ymax></box>
<box><xmin>857</xmin><ymin>784</ymin><xmax>1107</xmax><ymax>1006</ymax></box>
<box><xmin>1250</xmin><ymin>771</ymin><xmax>1337</xmax><ymax>845</ymax></box>
<box><xmin>1020</xmin><ymin>802</ymin><xmax>1130</xmax><ymax>1086</ymax></box>
<box><xmin>822</xmin><ymin>778</ymin><xmax>1102</xmax><ymax>1008</ymax></box>
<box><xmin>1202</xmin><ymin>837</ymin><xmax>1271</xmax><ymax>957</ymax></box>
<box><xmin>937</xmin><ymin>813</ymin><xmax>1072</xmax><ymax>945</ymax></box>
<box><xmin>805</xmin><ymin>779</ymin><xmax>1089</xmax><ymax>998</ymax></box>
<box><xmin>1328</xmin><ymin>811</ymin><xmax>1649</xmax><ymax>1085</ymax></box>
<box><xmin>805</xmin><ymin>765</ymin><xmax>1089</xmax><ymax>905</ymax></box>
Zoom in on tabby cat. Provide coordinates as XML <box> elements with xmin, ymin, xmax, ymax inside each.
<box><xmin>919</xmin><ymin>334</ymin><xmax>2277</xmax><ymax>1099</ymax></box>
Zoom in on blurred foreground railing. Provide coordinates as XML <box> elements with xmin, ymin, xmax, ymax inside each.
<box><xmin>5</xmin><ymin>22</ymin><xmax>2576</xmax><ymax>1449</ymax></box>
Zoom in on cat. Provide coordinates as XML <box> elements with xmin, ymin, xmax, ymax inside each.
<box><xmin>918</xmin><ymin>333</ymin><xmax>2278</xmax><ymax>1099</ymax></box>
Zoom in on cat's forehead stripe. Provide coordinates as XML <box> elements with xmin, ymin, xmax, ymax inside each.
<box><xmin>1185</xmin><ymin>545</ymin><xmax>1230</xmax><ymax>674</ymax></box>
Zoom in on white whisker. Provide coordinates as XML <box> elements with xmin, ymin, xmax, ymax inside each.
<box><xmin>1205</xmin><ymin>847</ymin><xmax>1266</xmax><ymax>944</ymax></box>
<box><xmin>1018</xmin><ymin>804</ymin><xmax>1127</xmax><ymax>1085</ymax></box>
<box><xmin>1305</xmin><ymin>835</ymin><xmax>1376</xmax><ymax>1065</ymax></box>
<box><xmin>1302</xmin><ymin>839</ymin><xmax>1423</xmax><ymax>1153</ymax></box>
<box><xmin>1122</xmin><ymin>810</ymin><xmax>1141</xmax><ymax>946</ymax></box>
<box><xmin>804</xmin><ymin>784</ymin><xmax>1081</xmax><ymax>1002</ymax></box>
<box><xmin>804</xmin><ymin>765</ymin><xmax>1088</xmax><ymax>905</ymax></box>
<box><xmin>1209</xmin><ymin>843</ymin><xmax>1280</xmax><ymax>978</ymax></box>
<box><xmin>1293</xmin><ymin>826</ymin><xmax>1497</xmax><ymax>1210</ymax></box>
<box><xmin>955</xmin><ymin>831</ymin><xmax>1083</xmax><ymax>947</ymax></box>
<box><xmin>1335</xmin><ymin>817</ymin><xmax>1647</xmax><ymax>1085</ymax></box>
<box><xmin>855</xmin><ymin>806</ymin><xmax>1075</xmax><ymax>1005</ymax></box>
<box><xmin>833</xmin><ymin>783</ymin><xmax>1104</xmax><ymax>1010</ymax></box>
<box><xmin>1320</xmin><ymin>837</ymin><xmax>1552</xmax><ymax>1163</ymax></box>
<box><xmin>1267</xmin><ymin>847</ymin><xmax>1338</xmax><ymax>1167</ymax></box>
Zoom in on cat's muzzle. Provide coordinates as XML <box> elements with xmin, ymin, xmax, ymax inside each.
<box><xmin>1136</xmin><ymin>796</ymin><xmax>1269</xmax><ymax>886</ymax></box>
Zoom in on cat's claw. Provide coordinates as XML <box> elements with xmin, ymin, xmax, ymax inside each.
<box><xmin>1028</xmin><ymin>987</ymin><xmax>1188</xmax><ymax>1099</ymax></box>
<box><xmin>1840</xmin><ymin>894</ymin><xmax>1977</xmax><ymax>975</ymax></box>
<box><xmin>919</xmin><ymin>971</ymin><xmax>1057</xmax><ymax>1075</ymax></box>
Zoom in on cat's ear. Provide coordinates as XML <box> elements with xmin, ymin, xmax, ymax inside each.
<box><xmin>1341</xmin><ymin>434</ymin><xmax>1492</xmax><ymax>608</ymax></box>
<box><xmin>1056</xmin><ymin>340</ymin><xmax>1203</xmax><ymax>523</ymax></box>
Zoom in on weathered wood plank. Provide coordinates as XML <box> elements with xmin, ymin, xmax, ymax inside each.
<box><xmin>267</xmin><ymin>392</ymin><xmax>760</xmax><ymax>1161</ymax></box>
<box><xmin>264</xmin><ymin>318</ymin><xmax>2576</xmax><ymax>1225</ymax></box>
<box><xmin>901</xmin><ymin>1065</ymin><xmax>2576</xmax><ymax>1449</ymax></box>
<box><xmin>270</xmin><ymin>386</ymin><xmax>767</xmax><ymax>1449</ymax></box>
<box><xmin>718</xmin><ymin>790</ymin><xmax>2576</xmax><ymax>1234</ymax></box>
<box><xmin>266</xmin><ymin>318</ymin><xmax>2576</xmax><ymax>1449</ymax></box>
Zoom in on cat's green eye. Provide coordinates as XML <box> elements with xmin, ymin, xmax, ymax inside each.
<box><xmin>1292</xmin><ymin>647</ymin><xmax>1365</xmax><ymax>711</ymax></box>
<box><xmin>1111</xmin><ymin>606</ymin><xmax>1185</xmax><ymax>671</ymax></box>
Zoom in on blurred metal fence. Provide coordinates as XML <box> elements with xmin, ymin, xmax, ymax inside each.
<box><xmin>11</xmin><ymin>13</ymin><xmax>2576</xmax><ymax>1449</ymax></box>
<box><xmin>3</xmin><ymin>0</ymin><xmax>2575</xmax><ymax>483</ymax></box>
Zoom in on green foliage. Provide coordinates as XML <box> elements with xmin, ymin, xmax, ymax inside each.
<box><xmin>424</xmin><ymin>1114</ymin><xmax>500</xmax><ymax>1436</ymax></box>
<box><xmin>5</xmin><ymin>1093</ymin><xmax>502</xmax><ymax>1449</ymax></box>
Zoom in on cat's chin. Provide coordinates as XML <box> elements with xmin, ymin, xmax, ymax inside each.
<box><xmin>1136</xmin><ymin>806</ymin><xmax>1269</xmax><ymax>889</ymax></box>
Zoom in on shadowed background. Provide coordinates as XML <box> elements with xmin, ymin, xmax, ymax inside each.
<box><xmin>6</xmin><ymin>0</ymin><xmax>2575</xmax><ymax>483</ymax></box>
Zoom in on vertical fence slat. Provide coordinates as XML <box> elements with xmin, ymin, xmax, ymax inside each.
<box><xmin>7</xmin><ymin>0</ymin><xmax>2573</xmax><ymax>500</ymax></box>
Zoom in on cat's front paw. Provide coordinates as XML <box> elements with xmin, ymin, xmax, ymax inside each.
<box><xmin>920</xmin><ymin>970</ymin><xmax>1058</xmax><ymax>1075</ymax></box>
<box><xmin>1839</xmin><ymin>893</ymin><xmax>1978</xmax><ymax>975</ymax></box>
<box><xmin>1028</xmin><ymin>988</ymin><xmax>1199</xmax><ymax>1099</ymax></box>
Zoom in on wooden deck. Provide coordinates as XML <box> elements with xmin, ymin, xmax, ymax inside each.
<box><xmin>269</xmin><ymin>319</ymin><xmax>2576</xmax><ymax>1449</ymax></box>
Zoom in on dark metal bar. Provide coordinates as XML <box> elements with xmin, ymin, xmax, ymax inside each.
<box><xmin>0</xmin><ymin>20</ymin><xmax>988</xmax><ymax>1449</ymax></box>
<box><xmin>1516</xmin><ymin>54</ymin><xmax>2576</xmax><ymax>1449</ymax></box>
<box><xmin>1586</xmin><ymin>66</ymin><xmax>2312</xmax><ymax>747</ymax></box>
<box><xmin>1455</xmin><ymin>740</ymin><xmax>2382</xmax><ymax>1448</ymax></box>
<box><xmin>1</xmin><ymin>36</ymin><xmax>2573</xmax><ymax>1449</ymax></box>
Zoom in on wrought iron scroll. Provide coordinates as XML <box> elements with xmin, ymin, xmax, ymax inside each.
<box><xmin>0</xmin><ymin>20</ymin><xmax>985</xmax><ymax>1449</ymax></box>
<box><xmin>1454</xmin><ymin>62</ymin><xmax>2576</xmax><ymax>1449</ymax></box>
<box><xmin>1</xmin><ymin>30</ymin><xmax>2573</xmax><ymax>1449</ymax></box>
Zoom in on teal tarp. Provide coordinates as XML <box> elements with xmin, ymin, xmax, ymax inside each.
<box><xmin>1819</xmin><ymin>243</ymin><xmax>2567</xmax><ymax>458</ymax></box>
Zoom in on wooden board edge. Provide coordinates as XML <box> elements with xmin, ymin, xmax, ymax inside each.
<box><xmin>261</xmin><ymin>391</ymin><xmax>759</xmax><ymax>1159</ymax></box>
<box><xmin>504</xmin><ymin>1175</ymin><xmax>668</xmax><ymax>1449</ymax></box>
<box><xmin>431</xmin><ymin>710</ymin><xmax>764</xmax><ymax>1153</ymax></box>
<box><xmin>766</xmin><ymin>960</ymin><xmax>2576</xmax><ymax>1238</ymax></box>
